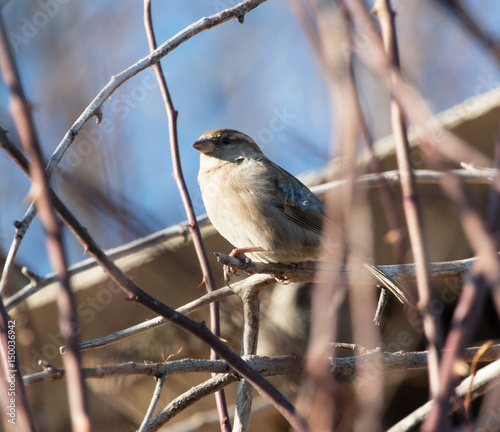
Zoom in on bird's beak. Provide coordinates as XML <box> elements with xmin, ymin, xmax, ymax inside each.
<box><xmin>192</xmin><ymin>139</ymin><xmax>214</xmax><ymax>154</ymax></box>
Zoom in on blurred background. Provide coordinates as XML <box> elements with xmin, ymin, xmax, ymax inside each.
<box><xmin>2</xmin><ymin>1</ymin><xmax>500</xmax><ymax>431</ymax></box>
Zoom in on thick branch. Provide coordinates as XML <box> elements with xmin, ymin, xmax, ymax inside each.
<box><xmin>216</xmin><ymin>253</ymin><xmax>479</xmax><ymax>283</ymax></box>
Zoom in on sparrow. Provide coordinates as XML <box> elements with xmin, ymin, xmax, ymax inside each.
<box><xmin>193</xmin><ymin>128</ymin><xmax>407</xmax><ymax>304</ymax></box>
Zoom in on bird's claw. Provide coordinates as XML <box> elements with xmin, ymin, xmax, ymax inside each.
<box><xmin>274</xmin><ymin>275</ymin><xmax>290</xmax><ymax>285</ymax></box>
<box><xmin>223</xmin><ymin>265</ymin><xmax>236</xmax><ymax>285</ymax></box>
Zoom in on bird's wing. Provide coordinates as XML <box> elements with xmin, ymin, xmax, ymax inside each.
<box><xmin>258</xmin><ymin>157</ymin><xmax>328</xmax><ymax>235</ymax></box>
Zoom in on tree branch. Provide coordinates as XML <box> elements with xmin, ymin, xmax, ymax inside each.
<box><xmin>373</xmin><ymin>0</ymin><xmax>443</xmax><ymax>398</ymax></box>
<box><xmin>143</xmin><ymin>1</ymin><xmax>230</xmax><ymax>430</ymax></box>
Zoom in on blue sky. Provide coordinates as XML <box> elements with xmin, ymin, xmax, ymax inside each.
<box><xmin>1</xmin><ymin>0</ymin><xmax>499</xmax><ymax>276</ymax></box>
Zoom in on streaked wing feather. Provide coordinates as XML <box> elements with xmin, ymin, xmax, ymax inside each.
<box><xmin>258</xmin><ymin>157</ymin><xmax>328</xmax><ymax>235</ymax></box>
<box><xmin>282</xmin><ymin>204</ymin><xmax>324</xmax><ymax>235</ymax></box>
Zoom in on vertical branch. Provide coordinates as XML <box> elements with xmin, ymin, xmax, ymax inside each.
<box><xmin>142</xmin><ymin>2</ymin><xmax>230</xmax><ymax>431</ymax></box>
<box><xmin>372</xmin><ymin>0</ymin><xmax>443</xmax><ymax>398</ymax></box>
<box><xmin>0</xmin><ymin>215</ymin><xmax>30</xmax><ymax>298</ymax></box>
<box><xmin>0</xmin><ymin>13</ymin><xmax>90</xmax><ymax>432</ymax></box>
<box><xmin>0</xmin><ymin>300</ymin><xmax>35</xmax><ymax>431</ymax></box>
<box><xmin>295</xmin><ymin>3</ymin><xmax>359</xmax><ymax>430</ymax></box>
<box><xmin>233</xmin><ymin>287</ymin><xmax>261</xmax><ymax>432</ymax></box>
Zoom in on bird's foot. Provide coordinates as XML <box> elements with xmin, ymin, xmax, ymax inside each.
<box><xmin>224</xmin><ymin>246</ymin><xmax>265</xmax><ymax>285</ymax></box>
<box><xmin>273</xmin><ymin>275</ymin><xmax>290</xmax><ymax>285</ymax></box>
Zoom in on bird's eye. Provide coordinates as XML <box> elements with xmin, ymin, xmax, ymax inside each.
<box><xmin>222</xmin><ymin>137</ymin><xmax>231</xmax><ymax>145</ymax></box>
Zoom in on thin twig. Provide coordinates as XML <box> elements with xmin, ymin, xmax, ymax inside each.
<box><xmin>0</xmin><ymin>14</ymin><xmax>90</xmax><ymax>432</ymax></box>
<box><xmin>486</xmin><ymin>130</ymin><xmax>500</xmax><ymax>241</ymax></box>
<box><xmin>142</xmin><ymin>2</ymin><xmax>229</xmax><ymax>430</ymax></box>
<box><xmin>3</xmin><ymin>213</ymin><xmax>210</xmax><ymax>310</ymax></box>
<box><xmin>294</xmin><ymin>4</ymin><xmax>358</xmax><ymax>429</ymax></box>
<box><xmin>162</xmin><ymin>392</ymin><xmax>288</xmax><ymax>432</ymax></box>
<box><xmin>144</xmin><ymin>373</ymin><xmax>236</xmax><ymax>432</ymax></box>
<box><xmin>373</xmin><ymin>286</ymin><xmax>388</xmax><ymax>325</ymax></box>
<box><xmin>73</xmin><ymin>286</ymin><xmax>236</xmax><ymax>352</ymax></box>
<box><xmin>373</xmin><ymin>0</ymin><xmax>443</xmax><ymax>399</ymax></box>
<box><xmin>340</xmin><ymin>3</ymin><xmax>405</xmax><ymax>263</ymax></box>
<box><xmin>0</xmin><ymin>302</ymin><xmax>35</xmax><ymax>431</ymax></box>
<box><xmin>139</xmin><ymin>374</ymin><xmax>166</xmax><ymax>432</ymax></box>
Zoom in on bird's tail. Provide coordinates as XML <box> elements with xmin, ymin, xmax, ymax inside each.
<box><xmin>363</xmin><ymin>263</ymin><xmax>408</xmax><ymax>304</ymax></box>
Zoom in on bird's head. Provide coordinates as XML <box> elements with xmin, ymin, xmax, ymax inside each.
<box><xmin>192</xmin><ymin>129</ymin><xmax>263</xmax><ymax>162</ymax></box>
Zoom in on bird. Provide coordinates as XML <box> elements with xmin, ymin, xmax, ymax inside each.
<box><xmin>193</xmin><ymin>128</ymin><xmax>407</xmax><ymax>304</ymax></box>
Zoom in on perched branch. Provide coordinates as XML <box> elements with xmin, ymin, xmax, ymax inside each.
<box><xmin>73</xmin><ymin>253</ymin><xmax>485</xmax><ymax>354</ymax></box>
<box><xmin>216</xmin><ymin>252</ymin><xmax>480</xmax><ymax>283</ymax></box>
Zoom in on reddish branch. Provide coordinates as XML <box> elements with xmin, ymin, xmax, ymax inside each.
<box><xmin>142</xmin><ymin>1</ymin><xmax>230</xmax><ymax>430</ymax></box>
<box><xmin>372</xmin><ymin>0</ymin><xmax>443</xmax><ymax>399</ymax></box>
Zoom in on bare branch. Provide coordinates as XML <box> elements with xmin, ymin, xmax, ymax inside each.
<box><xmin>25</xmin><ymin>346</ymin><xmax>500</xmax><ymax>385</ymax></box>
<box><xmin>138</xmin><ymin>375</ymin><xmax>166</xmax><ymax>432</ymax></box>
<box><xmin>373</xmin><ymin>0</ymin><xmax>443</xmax><ymax>398</ymax></box>
<box><xmin>233</xmin><ymin>282</ymin><xmax>265</xmax><ymax>431</ymax></box>
<box><xmin>216</xmin><ymin>252</ymin><xmax>478</xmax><ymax>283</ymax></box>
<box><xmin>145</xmin><ymin>374</ymin><xmax>236</xmax><ymax>432</ymax></box>
<box><xmin>142</xmin><ymin>1</ymin><xmax>230</xmax><ymax>429</ymax></box>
